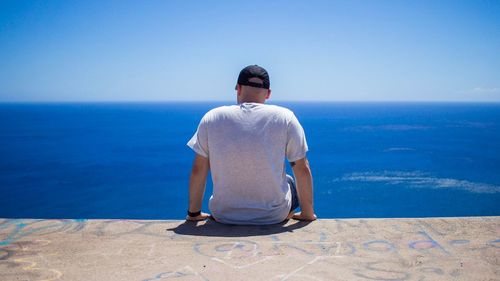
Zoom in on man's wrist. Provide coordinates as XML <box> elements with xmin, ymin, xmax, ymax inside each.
<box><xmin>187</xmin><ymin>210</ymin><xmax>201</xmax><ymax>217</ymax></box>
<box><xmin>300</xmin><ymin>207</ymin><xmax>315</xmax><ymax>216</ymax></box>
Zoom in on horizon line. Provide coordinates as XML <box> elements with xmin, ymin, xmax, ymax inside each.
<box><xmin>1</xmin><ymin>100</ymin><xmax>500</xmax><ymax>104</ymax></box>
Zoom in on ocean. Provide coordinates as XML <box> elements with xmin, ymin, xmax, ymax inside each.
<box><xmin>0</xmin><ymin>102</ymin><xmax>499</xmax><ymax>219</ymax></box>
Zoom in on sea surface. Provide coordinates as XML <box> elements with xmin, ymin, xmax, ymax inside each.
<box><xmin>1</xmin><ymin>102</ymin><xmax>499</xmax><ymax>219</ymax></box>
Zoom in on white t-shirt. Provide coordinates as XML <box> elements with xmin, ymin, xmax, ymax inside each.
<box><xmin>187</xmin><ymin>102</ymin><xmax>308</xmax><ymax>224</ymax></box>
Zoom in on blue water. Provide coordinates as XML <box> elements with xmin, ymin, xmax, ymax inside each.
<box><xmin>1</xmin><ymin>102</ymin><xmax>499</xmax><ymax>219</ymax></box>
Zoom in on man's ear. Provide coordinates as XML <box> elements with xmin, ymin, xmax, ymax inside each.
<box><xmin>265</xmin><ymin>89</ymin><xmax>271</xmax><ymax>100</ymax></box>
<box><xmin>236</xmin><ymin>84</ymin><xmax>242</xmax><ymax>95</ymax></box>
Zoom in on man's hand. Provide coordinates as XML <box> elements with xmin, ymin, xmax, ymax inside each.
<box><xmin>186</xmin><ymin>212</ymin><xmax>211</xmax><ymax>221</ymax></box>
<box><xmin>292</xmin><ymin>212</ymin><xmax>317</xmax><ymax>221</ymax></box>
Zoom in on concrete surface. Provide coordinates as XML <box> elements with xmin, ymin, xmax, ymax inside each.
<box><xmin>0</xmin><ymin>217</ymin><xmax>499</xmax><ymax>281</ymax></box>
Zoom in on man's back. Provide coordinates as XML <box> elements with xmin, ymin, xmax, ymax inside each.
<box><xmin>188</xmin><ymin>102</ymin><xmax>308</xmax><ymax>224</ymax></box>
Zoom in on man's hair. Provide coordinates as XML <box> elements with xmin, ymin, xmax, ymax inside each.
<box><xmin>241</xmin><ymin>84</ymin><xmax>268</xmax><ymax>95</ymax></box>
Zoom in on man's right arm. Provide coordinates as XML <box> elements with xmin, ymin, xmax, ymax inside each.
<box><xmin>291</xmin><ymin>157</ymin><xmax>316</xmax><ymax>221</ymax></box>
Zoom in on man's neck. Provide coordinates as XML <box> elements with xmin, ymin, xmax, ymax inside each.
<box><xmin>238</xmin><ymin>98</ymin><xmax>266</xmax><ymax>104</ymax></box>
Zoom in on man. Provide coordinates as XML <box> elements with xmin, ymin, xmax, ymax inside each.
<box><xmin>186</xmin><ymin>65</ymin><xmax>316</xmax><ymax>224</ymax></box>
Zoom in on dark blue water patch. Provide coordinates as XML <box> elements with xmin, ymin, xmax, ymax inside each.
<box><xmin>0</xmin><ymin>102</ymin><xmax>499</xmax><ymax>219</ymax></box>
<box><xmin>314</xmin><ymin>179</ymin><xmax>500</xmax><ymax>218</ymax></box>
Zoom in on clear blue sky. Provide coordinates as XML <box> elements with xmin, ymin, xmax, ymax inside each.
<box><xmin>0</xmin><ymin>0</ymin><xmax>499</xmax><ymax>102</ymax></box>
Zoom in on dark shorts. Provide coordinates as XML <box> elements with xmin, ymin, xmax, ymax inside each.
<box><xmin>287</xmin><ymin>174</ymin><xmax>299</xmax><ymax>212</ymax></box>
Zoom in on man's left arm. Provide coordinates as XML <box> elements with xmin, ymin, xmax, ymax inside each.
<box><xmin>187</xmin><ymin>154</ymin><xmax>210</xmax><ymax>221</ymax></box>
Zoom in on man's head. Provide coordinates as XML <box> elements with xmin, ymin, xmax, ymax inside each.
<box><xmin>235</xmin><ymin>65</ymin><xmax>271</xmax><ymax>104</ymax></box>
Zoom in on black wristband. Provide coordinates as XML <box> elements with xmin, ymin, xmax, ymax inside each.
<box><xmin>187</xmin><ymin>210</ymin><xmax>201</xmax><ymax>217</ymax></box>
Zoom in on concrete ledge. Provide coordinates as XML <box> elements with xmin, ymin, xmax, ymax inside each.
<box><xmin>1</xmin><ymin>217</ymin><xmax>499</xmax><ymax>280</ymax></box>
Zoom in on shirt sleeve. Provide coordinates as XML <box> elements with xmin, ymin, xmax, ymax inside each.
<box><xmin>286</xmin><ymin>113</ymin><xmax>308</xmax><ymax>162</ymax></box>
<box><xmin>187</xmin><ymin>116</ymin><xmax>209</xmax><ymax>158</ymax></box>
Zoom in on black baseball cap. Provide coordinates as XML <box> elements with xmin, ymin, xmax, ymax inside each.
<box><xmin>237</xmin><ymin>65</ymin><xmax>270</xmax><ymax>89</ymax></box>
